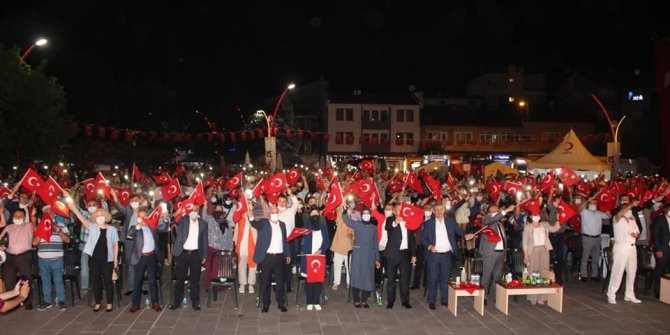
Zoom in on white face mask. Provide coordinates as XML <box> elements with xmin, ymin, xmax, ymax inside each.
<box><xmin>95</xmin><ymin>216</ymin><xmax>106</xmax><ymax>225</ymax></box>
<box><xmin>531</xmin><ymin>215</ymin><xmax>541</xmax><ymax>222</ymax></box>
<box><xmin>130</xmin><ymin>202</ymin><xmax>139</xmax><ymax>209</ymax></box>
<box><xmin>189</xmin><ymin>212</ymin><xmax>199</xmax><ymax>221</ymax></box>
<box><xmin>19</xmin><ymin>203</ymin><xmax>28</xmax><ymax>209</ymax></box>
<box><xmin>13</xmin><ymin>218</ymin><xmax>24</xmax><ymax>225</ymax></box>
<box><xmin>624</xmin><ymin>210</ymin><xmax>633</xmax><ymax>218</ymax></box>
<box><xmin>225</xmin><ymin>200</ymin><xmax>233</xmax><ymax>205</ymax></box>
<box><xmin>384</xmin><ymin>210</ymin><xmax>393</xmax><ymax>217</ymax></box>
<box><xmin>574</xmin><ymin>199</ymin><xmax>582</xmax><ymax>205</ymax></box>
<box><xmin>211</xmin><ymin>197</ymin><xmax>218</xmax><ymax>203</ymax></box>
<box><xmin>278</xmin><ymin>206</ymin><xmax>286</xmax><ymax>212</ymax></box>
<box><xmin>361</xmin><ymin>214</ymin><xmax>371</xmax><ymax>221</ymax></box>
<box><xmin>88</xmin><ymin>206</ymin><xmax>98</xmax><ymax>214</ymax></box>
<box><xmin>588</xmin><ymin>204</ymin><xmax>597</xmax><ymax>211</ymax></box>
<box><xmin>475</xmin><ymin>196</ymin><xmax>483</xmax><ymax>202</ymax></box>
<box><xmin>270</xmin><ymin>213</ymin><xmax>279</xmax><ymax>222</ymax></box>
<box><xmin>424</xmin><ymin>211</ymin><xmax>432</xmax><ymax>217</ymax></box>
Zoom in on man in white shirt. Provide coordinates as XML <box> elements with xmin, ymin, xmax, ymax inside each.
<box><xmin>579</xmin><ymin>198</ymin><xmax>610</xmax><ymax>282</ymax></box>
<box><xmin>383</xmin><ymin>204</ymin><xmax>417</xmax><ymax>309</ymax></box>
<box><xmin>276</xmin><ymin>190</ymin><xmax>299</xmax><ymax>291</ymax></box>
<box><xmin>607</xmin><ymin>199</ymin><xmax>642</xmax><ymax>304</ymax></box>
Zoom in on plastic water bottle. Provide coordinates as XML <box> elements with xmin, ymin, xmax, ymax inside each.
<box><xmin>460</xmin><ymin>267</ymin><xmax>467</xmax><ymax>283</ymax></box>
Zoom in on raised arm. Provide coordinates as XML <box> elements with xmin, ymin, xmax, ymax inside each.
<box><xmin>64</xmin><ymin>190</ymin><xmax>91</xmax><ymax>229</ymax></box>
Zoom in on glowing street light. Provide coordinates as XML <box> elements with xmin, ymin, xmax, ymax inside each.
<box><xmin>21</xmin><ymin>38</ymin><xmax>48</xmax><ymax>60</ymax></box>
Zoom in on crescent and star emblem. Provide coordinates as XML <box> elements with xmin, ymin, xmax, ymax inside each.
<box><xmin>564</xmin><ymin>142</ymin><xmax>574</xmax><ymax>151</ymax></box>
<box><xmin>361</xmin><ymin>184</ymin><xmax>370</xmax><ymax>193</ymax></box>
<box><xmin>169</xmin><ymin>185</ymin><xmax>177</xmax><ymax>194</ymax></box>
<box><xmin>310</xmin><ymin>259</ymin><xmax>321</xmax><ymax>273</ymax></box>
<box><xmin>402</xmin><ymin>207</ymin><xmax>411</xmax><ymax>217</ymax></box>
<box><xmin>28</xmin><ymin>177</ymin><xmax>40</xmax><ymax>187</ymax></box>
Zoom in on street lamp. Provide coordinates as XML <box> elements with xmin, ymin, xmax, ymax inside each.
<box><xmin>256</xmin><ymin>110</ymin><xmax>271</xmax><ymax>135</ymax></box>
<box><xmin>271</xmin><ymin>83</ymin><xmax>296</xmax><ymax>122</ymax></box>
<box><xmin>21</xmin><ymin>38</ymin><xmax>48</xmax><ymax>60</ymax></box>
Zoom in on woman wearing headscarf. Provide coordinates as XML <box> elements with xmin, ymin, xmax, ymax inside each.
<box><xmin>300</xmin><ymin>207</ymin><xmax>330</xmax><ymax>310</ymax></box>
<box><xmin>342</xmin><ymin>204</ymin><xmax>380</xmax><ymax>308</ymax></box>
<box><xmin>66</xmin><ymin>191</ymin><xmax>119</xmax><ymax>312</ymax></box>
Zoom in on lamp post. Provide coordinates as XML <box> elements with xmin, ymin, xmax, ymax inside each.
<box><xmin>21</xmin><ymin>38</ymin><xmax>48</xmax><ymax>60</ymax></box>
<box><xmin>518</xmin><ymin>100</ymin><xmax>530</xmax><ymax>154</ymax></box>
<box><xmin>257</xmin><ymin>109</ymin><xmax>277</xmax><ymax>172</ymax></box>
<box><xmin>271</xmin><ymin>83</ymin><xmax>296</xmax><ymax>122</ymax></box>
<box><xmin>591</xmin><ymin>94</ymin><xmax>625</xmax><ymax>177</ymax></box>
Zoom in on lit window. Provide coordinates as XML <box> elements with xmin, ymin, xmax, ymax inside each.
<box><xmin>508</xmin><ymin>96</ymin><xmax>515</xmax><ymax>102</ymax></box>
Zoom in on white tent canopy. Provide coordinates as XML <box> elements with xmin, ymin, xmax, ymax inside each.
<box><xmin>529</xmin><ymin>129</ymin><xmax>610</xmax><ymax>172</ymax></box>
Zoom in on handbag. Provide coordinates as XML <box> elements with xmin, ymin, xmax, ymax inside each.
<box><xmin>112</xmin><ymin>268</ymin><xmax>119</xmax><ymax>281</ymax></box>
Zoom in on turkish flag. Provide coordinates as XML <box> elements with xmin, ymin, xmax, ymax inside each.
<box><xmin>485</xmin><ymin>180</ymin><xmax>502</xmax><ymax>202</ymax></box>
<box><xmin>323</xmin><ymin>167</ymin><xmax>334</xmax><ymax>180</ymax></box>
<box><xmin>19</xmin><ymin>168</ymin><xmax>44</xmax><ymax>194</ymax></box>
<box><xmin>424</xmin><ymin>175</ymin><xmax>442</xmax><ymax>203</ymax></box>
<box><xmin>37</xmin><ymin>176</ymin><xmax>63</xmax><ymax>204</ymax></box>
<box><xmin>94</xmin><ymin>172</ymin><xmax>111</xmax><ymax>200</ymax></box>
<box><xmin>557</xmin><ymin>199</ymin><xmax>577</xmax><ymax>224</ymax></box>
<box><xmin>286</xmin><ymin>168</ymin><xmax>301</xmax><ymax>186</ymax></box>
<box><xmin>51</xmin><ymin>200</ymin><xmax>70</xmax><ymax>218</ymax></box>
<box><xmin>404</xmin><ymin>172</ymin><xmax>424</xmax><ymax>194</ymax></box>
<box><xmin>306</xmin><ymin>255</ymin><xmax>326</xmax><ymax>283</ymax></box>
<box><xmin>132</xmin><ymin>163</ymin><xmax>142</xmax><ymax>181</ymax></box>
<box><xmin>323</xmin><ymin>178</ymin><xmax>343</xmax><ymax>215</ymax></box>
<box><xmin>152</xmin><ymin>172</ymin><xmax>172</xmax><ymax>185</ymax></box>
<box><xmin>518</xmin><ymin>198</ymin><xmax>541</xmax><ymax>215</ymax></box>
<box><xmin>225</xmin><ymin>172</ymin><xmax>243</xmax><ymax>190</ymax></box>
<box><xmin>351</xmin><ymin>170</ymin><xmax>362</xmax><ymax>182</ymax></box>
<box><xmin>388</xmin><ymin>173</ymin><xmax>405</xmax><ymax>193</ymax></box>
<box><xmin>539</xmin><ymin>171</ymin><xmax>555</xmax><ymax>192</ymax></box>
<box><xmin>265</xmin><ymin>191</ymin><xmax>281</xmax><ymax>205</ymax></box>
<box><xmin>360</xmin><ymin>159</ymin><xmax>375</xmax><ymax>173</ymax></box>
<box><xmin>81</xmin><ymin>178</ymin><xmax>98</xmax><ymax>201</ymax></box>
<box><xmin>400</xmin><ymin>202</ymin><xmax>424</xmax><ymax>230</ymax></box>
<box><xmin>175</xmin><ymin>196</ymin><xmax>197</xmax><ymax>222</ymax></box>
<box><xmin>596</xmin><ymin>189</ymin><xmax>617</xmax><ymax>212</ymax></box>
<box><xmin>265</xmin><ymin>173</ymin><xmax>288</xmax><ymax>194</ymax></box>
<box><xmin>557</xmin><ymin>167</ymin><xmax>580</xmax><ymax>186</ymax></box>
<box><xmin>608</xmin><ymin>181</ymin><xmax>626</xmax><ymax>196</ymax></box>
<box><xmin>0</xmin><ymin>186</ymin><xmax>12</xmax><ymax>199</ymax></box>
<box><xmin>142</xmin><ymin>206</ymin><xmax>162</xmax><ymax>230</ymax></box>
<box><xmin>189</xmin><ymin>182</ymin><xmax>206</xmax><ymax>205</ymax></box>
<box><xmin>576</xmin><ymin>181</ymin><xmax>591</xmax><ymax>196</ymax></box>
<box><xmin>503</xmin><ymin>180</ymin><xmax>523</xmax><ymax>195</ymax></box>
<box><xmin>315</xmin><ymin>173</ymin><xmax>325</xmax><ymax>191</ymax></box>
<box><xmin>252</xmin><ymin>178</ymin><xmax>267</xmax><ymax>197</ymax></box>
<box><xmin>112</xmin><ymin>187</ymin><xmax>132</xmax><ymax>206</ymax></box>
<box><xmin>287</xmin><ymin>227</ymin><xmax>313</xmax><ymax>242</ymax></box>
<box><xmin>160</xmin><ymin>178</ymin><xmax>182</xmax><ymax>201</ymax></box>
<box><xmin>640</xmin><ymin>190</ymin><xmax>654</xmax><ymax>205</ymax></box>
<box><xmin>229</xmin><ymin>188</ymin><xmax>240</xmax><ymax>199</ymax></box>
<box><xmin>480</xmin><ymin>226</ymin><xmax>501</xmax><ymax>243</ymax></box>
<box><xmin>232</xmin><ymin>194</ymin><xmax>248</xmax><ymax>223</ymax></box>
<box><xmin>203</xmin><ymin>178</ymin><xmax>216</xmax><ymax>189</ymax></box>
<box><xmin>520</xmin><ymin>176</ymin><xmax>536</xmax><ymax>188</ymax></box>
<box><xmin>446</xmin><ymin>172</ymin><xmax>457</xmax><ymax>189</ymax></box>
<box><xmin>354</xmin><ymin>179</ymin><xmax>377</xmax><ymax>208</ymax></box>
<box><xmin>35</xmin><ymin>214</ymin><xmax>55</xmax><ymax>243</ymax></box>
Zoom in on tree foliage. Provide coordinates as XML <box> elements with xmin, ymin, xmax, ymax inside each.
<box><xmin>0</xmin><ymin>45</ymin><xmax>70</xmax><ymax>165</ymax></box>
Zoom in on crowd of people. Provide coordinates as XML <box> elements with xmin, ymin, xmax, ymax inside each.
<box><xmin>1</xmin><ymin>160</ymin><xmax>670</xmax><ymax>315</ymax></box>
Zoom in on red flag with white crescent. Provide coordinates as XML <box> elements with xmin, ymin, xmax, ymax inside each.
<box><xmin>360</xmin><ymin>159</ymin><xmax>375</xmax><ymax>173</ymax></box>
<box><xmin>557</xmin><ymin>167</ymin><xmax>580</xmax><ymax>187</ymax></box>
<box><xmin>132</xmin><ymin>163</ymin><xmax>142</xmax><ymax>182</ymax></box>
<box><xmin>285</xmin><ymin>168</ymin><xmax>301</xmax><ymax>186</ymax></box>
<box><xmin>0</xmin><ymin>186</ymin><xmax>12</xmax><ymax>199</ymax></box>
<box><xmin>503</xmin><ymin>180</ymin><xmax>523</xmax><ymax>195</ymax></box>
<box><xmin>19</xmin><ymin>168</ymin><xmax>44</xmax><ymax>194</ymax></box>
<box><xmin>35</xmin><ymin>214</ymin><xmax>54</xmax><ymax>243</ymax></box>
<box><xmin>112</xmin><ymin>187</ymin><xmax>132</xmax><ymax>207</ymax></box>
<box><xmin>94</xmin><ymin>172</ymin><xmax>111</xmax><ymax>200</ymax></box>
<box><xmin>354</xmin><ymin>178</ymin><xmax>376</xmax><ymax>208</ymax></box>
<box><xmin>232</xmin><ymin>194</ymin><xmax>248</xmax><ymax>223</ymax></box>
<box><xmin>142</xmin><ymin>206</ymin><xmax>162</xmax><ymax>230</ymax></box>
<box><xmin>160</xmin><ymin>178</ymin><xmax>182</xmax><ymax>201</ymax></box>
<box><xmin>225</xmin><ymin>172</ymin><xmax>243</xmax><ymax>191</ymax></box>
<box><xmin>306</xmin><ymin>254</ymin><xmax>326</xmax><ymax>283</ymax></box>
<box><xmin>81</xmin><ymin>178</ymin><xmax>97</xmax><ymax>201</ymax></box>
<box><xmin>37</xmin><ymin>176</ymin><xmax>63</xmax><ymax>204</ymax></box>
<box><xmin>287</xmin><ymin>227</ymin><xmax>313</xmax><ymax>242</ymax></box>
<box><xmin>189</xmin><ymin>182</ymin><xmax>206</xmax><ymax>205</ymax></box>
<box><xmin>595</xmin><ymin>189</ymin><xmax>617</xmax><ymax>212</ymax></box>
<box><xmin>252</xmin><ymin>178</ymin><xmax>267</xmax><ymax>197</ymax></box>
<box><xmin>152</xmin><ymin>172</ymin><xmax>172</xmax><ymax>185</ymax></box>
<box><xmin>323</xmin><ymin>178</ymin><xmax>343</xmax><ymax>215</ymax></box>
<box><xmin>265</xmin><ymin>173</ymin><xmax>288</xmax><ymax>194</ymax></box>
<box><xmin>539</xmin><ymin>171</ymin><xmax>555</xmax><ymax>192</ymax></box>
<box><xmin>399</xmin><ymin>202</ymin><xmax>424</xmax><ymax>230</ymax></box>
<box><xmin>485</xmin><ymin>179</ymin><xmax>502</xmax><ymax>202</ymax></box>
<box><xmin>51</xmin><ymin>200</ymin><xmax>70</xmax><ymax>218</ymax></box>
<box><xmin>404</xmin><ymin>172</ymin><xmax>424</xmax><ymax>194</ymax></box>
<box><xmin>315</xmin><ymin>173</ymin><xmax>325</xmax><ymax>191</ymax></box>
<box><xmin>557</xmin><ymin>199</ymin><xmax>577</xmax><ymax>224</ymax></box>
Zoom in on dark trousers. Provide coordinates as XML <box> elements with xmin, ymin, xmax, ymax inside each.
<box><xmin>157</xmin><ymin>232</ymin><xmax>169</xmax><ymax>261</ymax></box>
<box><xmin>549</xmin><ymin>233</ymin><xmax>566</xmax><ymax>285</ymax></box>
<box><xmin>482</xmin><ymin>251</ymin><xmax>505</xmax><ymax>301</ymax></box>
<box><xmin>374</xmin><ymin>252</ymin><xmax>386</xmax><ymax>288</ymax></box>
<box><xmin>351</xmin><ymin>287</ymin><xmax>371</xmax><ymax>303</ymax></box>
<box><xmin>260</xmin><ymin>254</ymin><xmax>285</xmax><ymax>307</ymax></box>
<box><xmin>173</xmin><ymin>252</ymin><xmax>202</xmax><ymax>305</ymax></box>
<box><xmin>2</xmin><ymin>252</ymin><xmax>32</xmax><ymax>293</ymax></box>
<box><xmin>426</xmin><ymin>251</ymin><xmax>453</xmax><ymax>304</ymax></box>
<box><xmin>89</xmin><ymin>258</ymin><xmax>114</xmax><ymax>305</ymax></box>
<box><xmin>131</xmin><ymin>254</ymin><xmax>158</xmax><ymax>305</ymax></box>
<box><xmin>386</xmin><ymin>251</ymin><xmax>411</xmax><ymax>304</ymax></box>
<box><xmin>284</xmin><ymin>241</ymin><xmax>296</xmax><ymax>290</ymax></box>
<box><xmin>655</xmin><ymin>248</ymin><xmax>670</xmax><ymax>297</ymax></box>
<box><xmin>413</xmin><ymin>245</ymin><xmax>425</xmax><ymax>288</ymax></box>
<box><xmin>305</xmin><ymin>282</ymin><xmax>322</xmax><ymax>305</ymax></box>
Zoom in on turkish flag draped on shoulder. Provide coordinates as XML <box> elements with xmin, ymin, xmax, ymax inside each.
<box><xmin>160</xmin><ymin>178</ymin><xmax>182</xmax><ymax>201</ymax></box>
<box><xmin>19</xmin><ymin>168</ymin><xmax>44</xmax><ymax>194</ymax></box>
<box><xmin>557</xmin><ymin>199</ymin><xmax>577</xmax><ymax>224</ymax></box>
<box><xmin>232</xmin><ymin>194</ymin><xmax>248</xmax><ymax>223</ymax></box>
<box><xmin>132</xmin><ymin>163</ymin><xmax>142</xmax><ymax>182</ymax></box>
<box><xmin>37</xmin><ymin>176</ymin><xmax>63</xmax><ymax>204</ymax></box>
<box><xmin>265</xmin><ymin>173</ymin><xmax>288</xmax><ymax>194</ymax></box>
<box><xmin>112</xmin><ymin>187</ymin><xmax>132</xmax><ymax>207</ymax></box>
<box><xmin>35</xmin><ymin>214</ymin><xmax>54</xmax><ymax>243</ymax></box>
<box><xmin>152</xmin><ymin>172</ymin><xmax>172</xmax><ymax>185</ymax></box>
<box><xmin>286</xmin><ymin>168</ymin><xmax>301</xmax><ymax>186</ymax></box>
<box><xmin>306</xmin><ymin>254</ymin><xmax>326</xmax><ymax>283</ymax></box>
<box><xmin>557</xmin><ymin>167</ymin><xmax>580</xmax><ymax>186</ymax></box>
<box><xmin>323</xmin><ymin>178</ymin><xmax>343</xmax><ymax>215</ymax></box>
<box><xmin>399</xmin><ymin>202</ymin><xmax>424</xmax><ymax>230</ymax></box>
<box><xmin>142</xmin><ymin>206</ymin><xmax>162</xmax><ymax>230</ymax></box>
<box><xmin>225</xmin><ymin>172</ymin><xmax>243</xmax><ymax>190</ymax></box>
<box><xmin>404</xmin><ymin>172</ymin><xmax>424</xmax><ymax>194</ymax></box>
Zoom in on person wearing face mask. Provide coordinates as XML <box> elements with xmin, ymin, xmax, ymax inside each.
<box><xmin>127</xmin><ymin>208</ymin><xmax>163</xmax><ymax>313</ymax></box>
<box><xmin>201</xmin><ymin>198</ymin><xmax>234</xmax><ymax>293</ymax></box>
<box><xmin>155</xmin><ymin>202</ymin><xmax>173</xmax><ymax>266</ymax></box>
<box><xmin>522</xmin><ymin>211</ymin><xmax>560</xmax><ymax>305</ymax></box>
<box><xmin>543</xmin><ymin>193</ymin><xmax>567</xmax><ymax>285</ymax></box>
<box><xmin>330</xmin><ymin>205</ymin><xmax>354</xmax><ymax>291</ymax></box>
<box><xmin>607</xmin><ymin>199</ymin><xmax>642</xmax><ymax>304</ymax></box>
<box><xmin>247</xmin><ymin>206</ymin><xmax>291</xmax><ymax>313</ymax></box>
<box><xmin>275</xmin><ymin>189</ymin><xmax>299</xmax><ymax>292</ymax></box>
<box><xmin>578</xmin><ymin>198</ymin><xmax>611</xmax><ymax>282</ymax></box>
<box><xmin>234</xmin><ymin>208</ymin><xmax>257</xmax><ymax>294</ymax></box>
<box><xmin>383</xmin><ymin>203</ymin><xmax>417</xmax><ymax>309</ymax></box>
<box><xmin>0</xmin><ymin>209</ymin><xmax>35</xmax><ymax>309</ymax></box>
<box><xmin>342</xmin><ymin>205</ymin><xmax>380</xmax><ymax>308</ymax></box>
<box><xmin>479</xmin><ymin>203</ymin><xmax>515</xmax><ymax>305</ymax></box>
<box><xmin>300</xmin><ymin>208</ymin><xmax>330</xmax><ymax>310</ymax></box>
<box><xmin>110</xmin><ymin>189</ymin><xmax>143</xmax><ymax>296</ymax></box>
<box><xmin>34</xmin><ymin>205</ymin><xmax>71</xmax><ymax>311</ymax></box>
<box><xmin>66</xmin><ymin>193</ymin><xmax>119</xmax><ymax>313</ymax></box>
<box><xmin>169</xmin><ymin>204</ymin><xmax>209</xmax><ymax>311</ymax></box>
<box><xmin>220</xmin><ymin>195</ymin><xmax>235</xmax><ymax>222</ymax></box>
<box><xmin>652</xmin><ymin>205</ymin><xmax>670</xmax><ymax>298</ymax></box>
<box><xmin>4</xmin><ymin>191</ymin><xmax>35</xmax><ymax>226</ymax></box>
<box><xmin>411</xmin><ymin>204</ymin><xmax>432</xmax><ymax>290</ymax></box>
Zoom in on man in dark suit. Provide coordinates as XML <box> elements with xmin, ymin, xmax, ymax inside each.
<box><xmin>128</xmin><ymin>207</ymin><xmax>163</xmax><ymax>313</ymax></box>
<box><xmin>422</xmin><ymin>202</ymin><xmax>473</xmax><ymax>309</ymax></box>
<box><xmin>111</xmin><ymin>189</ymin><xmax>142</xmax><ymax>295</ymax></box>
<box><xmin>652</xmin><ymin>205</ymin><xmax>670</xmax><ymax>298</ymax></box>
<box><xmin>480</xmin><ymin>204</ymin><xmax>515</xmax><ymax>303</ymax></box>
<box><xmin>248</xmin><ymin>206</ymin><xmax>291</xmax><ymax>313</ymax></box>
<box><xmin>168</xmin><ymin>205</ymin><xmax>209</xmax><ymax>311</ymax></box>
<box><xmin>384</xmin><ymin>204</ymin><xmax>417</xmax><ymax>309</ymax></box>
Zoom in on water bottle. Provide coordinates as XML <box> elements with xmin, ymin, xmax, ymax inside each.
<box><xmin>505</xmin><ymin>272</ymin><xmax>512</xmax><ymax>284</ymax></box>
<box><xmin>182</xmin><ymin>297</ymin><xmax>188</xmax><ymax>307</ymax></box>
<box><xmin>460</xmin><ymin>267</ymin><xmax>467</xmax><ymax>283</ymax></box>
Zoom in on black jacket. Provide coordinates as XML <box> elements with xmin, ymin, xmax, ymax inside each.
<box><xmin>384</xmin><ymin>216</ymin><xmax>416</xmax><ymax>260</ymax></box>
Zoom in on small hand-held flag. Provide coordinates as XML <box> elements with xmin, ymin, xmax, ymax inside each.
<box><xmin>306</xmin><ymin>254</ymin><xmax>326</xmax><ymax>283</ymax></box>
<box><xmin>232</xmin><ymin>194</ymin><xmax>248</xmax><ymax>223</ymax></box>
<box><xmin>142</xmin><ymin>206</ymin><xmax>162</xmax><ymax>230</ymax></box>
<box><xmin>35</xmin><ymin>214</ymin><xmax>55</xmax><ymax>243</ymax></box>
<box><xmin>399</xmin><ymin>202</ymin><xmax>425</xmax><ymax>230</ymax></box>
<box><xmin>19</xmin><ymin>168</ymin><xmax>44</xmax><ymax>194</ymax></box>
<box><xmin>286</xmin><ymin>227</ymin><xmax>313</xmax><ymax>242</ymax></box>
<box><xmin>160</xmin><ymin>178</ymin><xmax>182</xmax><ymax>201</ymax></box>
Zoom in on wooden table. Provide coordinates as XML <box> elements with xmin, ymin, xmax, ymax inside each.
<box><xmin>660</xmin><ymin>275</ymin><xmax>670</xmax><ymax>305</ymax></box>
<box><xmin>448</xmin><ymin>283</ymin><xmax>485</xmax><ymax>316</ymax></box>
<box><xmin>495</xmin><ymin>283</ymin><xmax>563</xmax><ymax>315</ymax></box>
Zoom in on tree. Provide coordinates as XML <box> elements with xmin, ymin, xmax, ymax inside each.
<box><xmin>0</xmin><ymin>45</ymin><xmax>70</xmax><ymax>166</ymax></box>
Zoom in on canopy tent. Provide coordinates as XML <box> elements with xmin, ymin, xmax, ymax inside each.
<box><xmin>483</xmin><ymin>161</ymin><xmax>518</xmax><ymax>179</ymax></box>
<box><xmin>529</xmin><ymin>129</ymin><xmax>610</xmax><ymax>171</ymax></box>
<box><xmin>415</xmin><ymin>161</ymin><xmax>447</xmax><ymax>174</ymax></box>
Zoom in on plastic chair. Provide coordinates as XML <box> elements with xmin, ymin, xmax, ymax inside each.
<box><xmin>206</xmin><ymin>250</ymin><xmax>238</xmax><ymax>309</ymax></box>
<box><xmin>62</xmin><ymin>248</ymin><xmax>82</xmax><ymax>306</ymax></box>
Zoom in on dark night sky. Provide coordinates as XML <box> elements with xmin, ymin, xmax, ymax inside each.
<box><xmin>1</xmin><ymin>0</ymin><xmax>668</xmax><ymax>132</ymax></box>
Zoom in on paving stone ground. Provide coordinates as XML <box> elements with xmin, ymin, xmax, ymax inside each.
<box><xmin>2</xmin><ymin>272</ymin><xmax>669</xmax><ymax>335</ymax></box>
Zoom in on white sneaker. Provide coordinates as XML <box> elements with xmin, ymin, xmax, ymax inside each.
<box><xmin>607</xmin><ymin>297</ymin><xmax>617</xmax><ymax>304</ymax></box>
<box><xmin>306</xmin><ymin>304</ymin><xmax>314</xmax><ymax>311</ymax></box>
<box><xmin>314</xmin><ymin>304</ymin><xmax>322</xmax><ymax>311</ymax></box>
<box><xmin>624</xmin><ymin>297</ymin><xmax>642</xmax><ymax>304</ymax></box>
<box><xmin>239</xmin><ymin>286</ymin><xmax>245</xmax><ymax>294</ymax></box>
<box><xmin>248</xmin><ymin>285</ymin><xmax>255</xmax><ymax>294</ymax></box>
<box><xmin>331</xmin><ymin>284</ymin><xmax>339</xmax><ymax>291</ymax></box>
